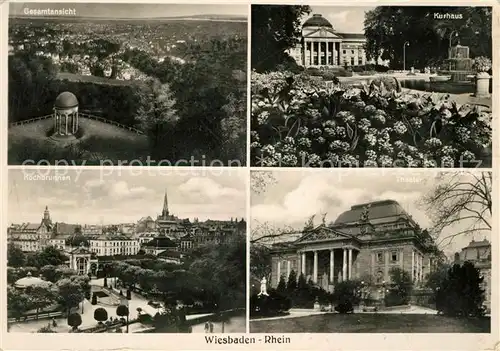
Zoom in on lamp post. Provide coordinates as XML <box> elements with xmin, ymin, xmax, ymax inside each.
<box><xmin>448</xmin><ymin>30</ymin><xmax>459</xmax><ymax>71</ymax></box>
<box><xmin>403</xmin><ymin>41</ymin><xmax>410</xmax><ymax>72</ymax></box>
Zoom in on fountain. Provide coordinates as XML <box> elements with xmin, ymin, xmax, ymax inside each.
<box><xmin>447</xmin><ymin>45</ymin><xmax>474</xmax><ymax>83</ymax></box>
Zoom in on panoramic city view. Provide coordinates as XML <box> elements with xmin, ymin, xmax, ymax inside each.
<box><xmin>250</xmin><ymin>6</ymin><xmax>492</xmax><ymax>168</ymax></box>
<box><xmin>250</xmin><ymin>170</ymin><xmax>491</xmax><ymax>333</ymax></box>
<box><xmin>8</xmin><ymin>3</ymin><xmax>247</xmax><ymax>166</ymax></box>
<box><xmin>7</xmin><ymin>169</ymin><xmax>246</xmax><ymax>333</ymax></box>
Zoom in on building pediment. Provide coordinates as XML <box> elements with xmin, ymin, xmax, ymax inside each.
<box><xmin>303</xmin><ymin>27</ymin><xmax>341</xmax><ymax>39</ymax></box>
<box><xmin>295</xmin><ymin>225</ymin><xmax>352</xmax><ymax>244</ymax></box>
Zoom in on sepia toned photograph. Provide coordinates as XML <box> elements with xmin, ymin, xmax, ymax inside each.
<box><xmin>8</xmin><ymin>3</ymin><xmax>247</xmax><ymax>166</ymax></box>
<box><xmin>250</xmin><ymin>6</ymin><xmax>492</xmax><ymax>168</ymax></box>
<box><xmin>250</xmin><ymin>170</ymin><xmax>491</xmax><ymax>333</ymax></box>
<box><xmin>6</xmin><ymin>168</ymin><xmax>246</xmax><ymax>333</ymax></box>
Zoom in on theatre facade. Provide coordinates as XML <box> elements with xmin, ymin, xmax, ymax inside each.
<box><xmin>288</xmin><ymin>14</ymin><xmax>387</xmax><ymax>68</ymax></box>
<box><xmin>269</xmin><ymin>200</ymin><xmax>440</xmax><ymax>292</ymax></box>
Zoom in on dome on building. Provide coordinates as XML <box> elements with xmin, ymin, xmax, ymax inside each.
<box><xmin>14</xmin><ymin>272</ymin><xmax>52</xmax><ymax>289</ymax></box>
<box><xmin>303</xmin><ymin>14</ymin><xmax>333</xmax><ymax>28</ymax></box>
<box><xmin>333</xmin><ymin>200</ymin><xmax>408</xmax><ymax>225</ymax></box>
<box><xmin>54</xmin><ymin>91</ymin><xmax>79</xmax><ymax>109</ymax></box>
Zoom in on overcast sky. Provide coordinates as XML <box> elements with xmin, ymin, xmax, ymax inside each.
<box><xmin>303</xmin><ymin>6</ymin><xmax>375</xmax><ymax>34</ymax></box>
<box><xmin>9</xmin><ymin>3</ymin><xmax>248</xmax><ymax>18</ymax></box>
<box><xmin>8</xmin><ymin>169</ymin><xmax>246</xmax><ymax>225</ymax></box>
<box><xmin>251</xmin><ymin>170</ymin><xmax>491</xmax><ymax>256</ymax></box>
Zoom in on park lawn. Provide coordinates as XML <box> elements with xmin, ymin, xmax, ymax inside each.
<box><xmin>250</xmin><ymin>314</ymin><xmax>491</xmax><ymax>333</ymax></box>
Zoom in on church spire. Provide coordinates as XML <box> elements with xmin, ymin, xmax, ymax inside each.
<box><xmin>43</xmin><ymin>206</ymin><xmax>50</xmax><ymax>221</ymax></box>
<box><xmin>162</xmin><ymin>189</ymin><xmax>169</xmax><ymax>217</ymax></box>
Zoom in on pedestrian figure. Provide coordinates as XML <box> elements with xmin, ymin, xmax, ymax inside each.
<box><xmin>204</xmin><ymin>321</ymin><xmax>209</xmax><ymax>333</ymax></box>
<box><xmin>52</xmin><ymin>318</ymin><xmax>57</xmax><ymax>327</ymax></box>
<box><xmin>209</xmin><ymin>321</ymin><xmax>214</xmax><ymax>333</ymax></box>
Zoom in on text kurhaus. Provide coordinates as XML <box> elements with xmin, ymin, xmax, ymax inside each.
<box><xmin>434</xmin><ymin>13</ymin><xmax>463</xmax><ymax>20</ymax></box>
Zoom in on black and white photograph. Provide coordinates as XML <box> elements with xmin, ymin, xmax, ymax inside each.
<box><xmin>250</xmin><ymin>170</ymin><xmax>491</xmax><ymax>333</ymax></box>
<box><xmin>7</xmin><ymin>168</ymin><xmax>246</xmax><ymax>333</ymax></box>
<box><xmin>8</xmin><ymin>3</ymin><xmax>247</xmax><ymax>166</ymax></box>
<box><xmin>250</xmin><ymin>6</ymin><xmax>492</xmax><ymax>168</ymax></box>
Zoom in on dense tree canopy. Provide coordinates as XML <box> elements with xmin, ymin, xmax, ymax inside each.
<box><xmin>252</xmin><ymin>5</ymin><xmax>311</xmax><ymax>72</ymax></box>
<box><xmin>364</xmin><ymin>6</ymin><xmax>492</xmax><ymax>69</ymax></box>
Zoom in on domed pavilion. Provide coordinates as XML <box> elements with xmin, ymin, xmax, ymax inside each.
<box><xmin>266</xmin><ymin>200</ymin><xmax>439</xmax><ymax>292</ymax></box>
<box><xmin>14</xmin><ymin>272</ymin><xmax>53</xmax><ymax>289</ymax></box>
<box><xmin>53</xmin><ymin>91</ymin><xmax>79</xmax><ymax>137</ymax></box>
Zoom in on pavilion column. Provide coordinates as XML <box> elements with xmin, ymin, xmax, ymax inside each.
<box><xmin>301</xmin><ymin>251</ymin><xmax>306</xmax><ymax>276</ymax></box>
<box><xmin>319</xmin><ymin>41</ymin><xmax>323</xmax><ymax>66</ymax></box>
<box><xmin>411</xmin><ymin>250</ymin><xmax>415</xmax><ymax>282</ymax></box>
<box><xmin>287</xmin><ymin>260</ymin><xmax>291</xmax><ymax>278</ymax></box>
<box><xmin>348</xmin><ymin>248</ymin><xmax>353</xmax><ymax>280</ymax></box>
<box><xmin>276</xmin><ymin>260</ymin><xmax>281</xmax><ymax>286</ymax></box>
<box><xmin>65</xmin><ymin>115</ymin><xmax>68</xmax><ymax>135</ymax></box>
<box><xmin>342</xmin><ymin>248</ymin><xmax>347</xmax><ymax>281</ymax></box>
<box><xmin>313</xmin><ymin>251</ymin><xmax>318</xmax><ymax>284</ymax></box>
<box><xmin>309</xmin><ymin>41</ymin><xmax>313</xmax><ymax>66</ymax></box>
<box><xmin>329</xmin><ymin>249</ymin><xmax>334</xmax><ymax>283</ymax></box>
<box><xmin>325</xmin><ymin>41</ymin><xmax>330</xmax><ymax>66</ymax></box>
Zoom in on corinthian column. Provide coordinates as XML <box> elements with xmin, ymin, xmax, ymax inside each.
<box><xmin>348</xmin><ymin>248</ymin><xmax>353</xmax><ymax>280</ymax></box>
<box><xmin>313</xmin><ymin>251</ymin><xmax>318</xmax><ymax>284</ymax></box>
<box><xmin>329</xmin><ymin>249</ymin><xmax>334</xmax><ymax>283</ymax></box>
<box><xmin>301</xmin><ymin>251</ymin><xmax>306</xmax><ymax>276</ymax></box>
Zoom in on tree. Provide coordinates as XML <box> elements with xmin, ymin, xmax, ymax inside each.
<box><xmin>7</xmin><ymin>244</ymin><xmax>26</xmax><ymax>267</ymax></box>
<box><xmin>67</xmin><ymin>312</ymin><xmax>82</xmax><ymax>331</ymax></box>
<box><xmin>56</xmin><ymin>278</ymin><xmax>85</xmax><ymax>317</ymax></box>
<box><xmin>303</xmin><ymin>215</ymin><xmax>316</xmax><ymax>231</ymax></box>
<box><xmin>286</xmin><ymin>270</ymin><xmax>298</xmax><ymax>293</ymax></box>
<box><xmin>387</xmin><ymin>267</ymin><xmax>413</xmax><ymax>305</ymax></box>
<box><xmin>419</xmin><ymin>172</ymin><xmax>492</xmax><ymax>247</ymax></box>
<box><xmin>250</xmin><ymin>244</ymin><xmax>273</xmax><ymax>282</ymax></box>
<box><xmin>26</xmin><ymin>283</ymin><xmax>58</xmax><ymax>319</ymax></box>
<box><xmin>116</xmin><ymin>305</ymin><xmax>130</xmax><ymax>333</ymax></box>
<box><xmin>7</xmin><ymin>286</ymin><xmax>32</xmax><ymax>321</ymax></box>
<box><xmin>136</xmin><ymin>79</ymin><xmax>178</xmax><ymax>159</ymax></box>
<box><xmin>40</xmin><ymin>265</ymin><xmax>59</xmax><ymax>283</ymax></box>
<box><xmin>91</xmin><ymin>293</ymin><xmax>97</xmax><ymax>305</ymax></box>
<box><xmin>364</xmin><ymin>6</ymin><xmax>492</xmax><ymax>69</ymax></box>
<box><xmin>94</xmin><ymin>307</ymin><xmax>108</xmax><ymax>324</ymax></box>
<box><xmin>37</xmin><ymin>246</ymin><xmax>68</xmax><ymax>267</ymax></box>
<box><xmin>276</xmin><ymin>275</ymin><xmax>287</xmax><ymax>294</ymax></box>
<box><xmin>436</xmin><ymin>262</ymin><xmax>485</xmax><ymax>317</ymax></box>
<box><xmin>251</xmin><ymin>171</ymin><xmax>277</xmax><ymax>195</ymax></box>
<box><xmin>252</xmin><ymin>5</ymin><xmax>311</xmax><ymax>72</ymax></box>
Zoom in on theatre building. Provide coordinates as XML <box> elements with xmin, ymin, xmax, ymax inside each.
<box><xmin>268</xmin><ymin>200</ymin><xmax>438</xmax><ymax>291</ymax></box>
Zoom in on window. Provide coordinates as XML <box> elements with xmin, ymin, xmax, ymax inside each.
<box><xmin>391</xmin><ymin>251</ymin><xmax>399</xmax><ymax>263</ymax></box>
<box><xmin>351</xmin><ymin>50</ymin><xmax>355</xmax><ymax>54</ymax></box>
<box><xmin>376</xmin><ymin>252</ymin><xmax>383</xmax><ymax>263</ymax></box>
<box><xmin>351</xmin><ymin>57</ymin><xmax>355</xmax><ymax>65</ymax></box>
<box><xmin>343</xmin><ymin>50</ymin><xmax>346</xmax><ymax>54</ymax></box>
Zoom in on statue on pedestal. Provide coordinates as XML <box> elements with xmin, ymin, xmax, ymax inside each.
<box><xmin>258</xmin><ymin>277</ymin><xmax>269</xmax><ymax>296</ymax></box>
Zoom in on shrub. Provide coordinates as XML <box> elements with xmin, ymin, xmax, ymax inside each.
<box><xmin>332</xmin><ymin>280</ymin><xmax>362</xmax><ymax>309</ymax></box>
<box><xmin>436</xmin><ymin>262</ymin><xmax>485</xmax><ymax>317</ymax></box>
<box><xmin>250</xmin><ymin>289</ymin><xmax>291</xmax><ymax>317</ymax></box>
<box><xmin>67</xmin><ymin>312</ymin><xmax>82</xmax><ymax>331</ymax></box>
<box><xmin>472</xmin><ymin>57</ymin><xmax>492</xmax><ymax>73</ymax></box>
<box><xmin>94</xmin><ymin>307</ymin><xmax>108</xmax><ymax>324</ymax></box>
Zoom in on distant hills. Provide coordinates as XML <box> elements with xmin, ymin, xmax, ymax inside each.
<box><xmin>10</xmin><ymin>13</ymin><xmax>247</xmax><ymax>22</ymax></box>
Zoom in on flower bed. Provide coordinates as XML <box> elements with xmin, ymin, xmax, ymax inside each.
<box><xmin>251</xmin><ymin>71</ymin><xmax>492</xmax><ymax>167</ymax></box>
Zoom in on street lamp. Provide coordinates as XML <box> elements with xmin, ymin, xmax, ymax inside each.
<box><xmin>403</xmin><ymin>41</ymin><xmax>410</xmax><ymax>72</ymax></box>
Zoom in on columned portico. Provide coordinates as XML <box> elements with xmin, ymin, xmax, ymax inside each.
<box><xmin>304</xmin><ymin>38</ymin><xmax>342</xmax><ymax>67</ymax></box>
<box><xmin>300</xmin><ymin>246</ymin><xmax>358</xmax><ymax>287</ymax></box>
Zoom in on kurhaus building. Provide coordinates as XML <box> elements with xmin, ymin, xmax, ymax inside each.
<box><xmin>269</xmin><ymin>200</ymin><xmax>440</xmax><ymax>291</ymax></box>
<box><xmin>288</xmin><ymin>14</ymin><xmax>385</xmax><ymax>68</ymax></box>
